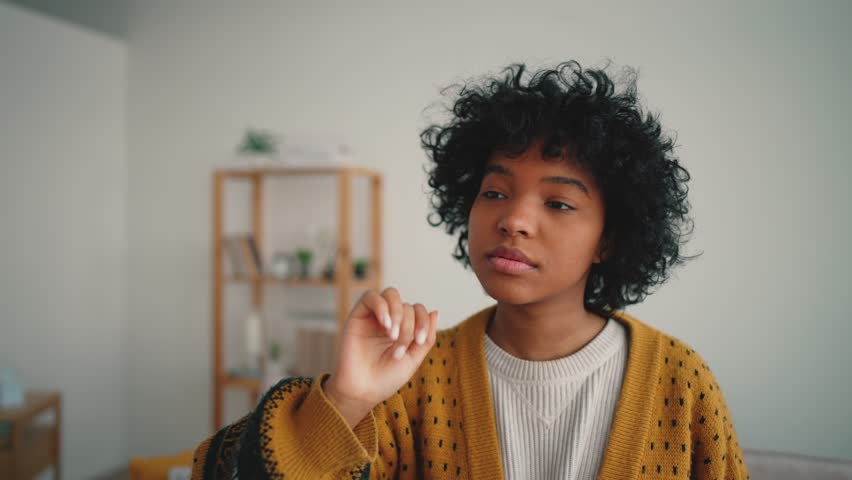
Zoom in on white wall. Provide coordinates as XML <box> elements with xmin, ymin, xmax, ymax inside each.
<box><xmin>125</xmin><ymin>0</ymin><xmax>852</xmax><ymax>460</ymax></box>
<box><xmin>0</xmin><ymin>3</ymin><xmax>128</xmax><ymax>479</ymax></box>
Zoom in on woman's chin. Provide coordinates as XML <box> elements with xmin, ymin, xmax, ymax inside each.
<box><xmin>478</xmin><ymin>278</ymin><xmax>540</xmax><ymax>306</ymax></box>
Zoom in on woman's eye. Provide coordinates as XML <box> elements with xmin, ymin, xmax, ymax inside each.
<box><xmin>481</xmin><ymin>191</ymin><xmax>506</xmax><ymax>199</ymax></box>
<box><xmin>546</xmin><ymin>201</ymin><xmax>575</xmax><ymax>211</ymax></box>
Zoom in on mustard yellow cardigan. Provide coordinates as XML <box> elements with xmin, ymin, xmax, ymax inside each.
<box><xmin>192</xmin><ymin>306</ymin><xmax>749</xmax><ymax>479</ymax></box>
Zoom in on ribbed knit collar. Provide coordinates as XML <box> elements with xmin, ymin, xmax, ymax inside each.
<box><xmin>483</xmin><ymin>318</ymin><xmax>626</xmax><ymax>382</ymax></box>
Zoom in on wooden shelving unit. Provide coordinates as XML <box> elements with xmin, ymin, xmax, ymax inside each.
<box><xmin>0</xmin><ymin>392</ymin><xmax>62</xmax><ymax>480</ymax></box>
<box><xmin>211</xmin><ymin>166</ymin><xmax>382</xmax><ymax>430</ymax></box>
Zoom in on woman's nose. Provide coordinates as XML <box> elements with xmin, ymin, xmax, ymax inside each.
<box><xmin>497</xmin><ymin>202</ymin><xmax>535</xmax><ymax>238</ymax></box>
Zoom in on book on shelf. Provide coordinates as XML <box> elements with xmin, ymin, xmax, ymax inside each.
<box><xmin>224</xmin><ymin>236</ymin><xmax>242</xmax><ymax>276</ymax></box>
<box><xmin>224</xmin><ymin>234</ymin><xmax>263</xmax><ymax>277</ymax></box>
<box><xmin>246</xmin><ymin>235</ymin><xmax>263</xmax><ymax>275</ymax></box>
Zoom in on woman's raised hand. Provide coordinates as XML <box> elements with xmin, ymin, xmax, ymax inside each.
<box><xmin>323</xmin><ymin>287</ymin><xmax>439</xmax><ymax>428</ymax></box>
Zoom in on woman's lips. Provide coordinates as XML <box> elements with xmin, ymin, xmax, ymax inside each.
<box><xmin>487</xmin><ymin>255</ymin><xmax>537</xmax><ymax>275</ymax></box>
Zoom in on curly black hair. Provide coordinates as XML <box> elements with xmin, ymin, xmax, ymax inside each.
<box><xmin>420</xmin><ymin>60</ymin><xmax>695</xmax><ymax>311</ymax></box>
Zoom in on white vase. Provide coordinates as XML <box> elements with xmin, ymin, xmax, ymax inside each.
<box><xmin>244</xmin><ymin>310</ymin><xmax>263</xmax><ymax>373</ymax></box>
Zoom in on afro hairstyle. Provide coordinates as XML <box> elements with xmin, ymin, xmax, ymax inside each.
<box><xmin>420</xmin><ymin>60</ymin><xmax>695</xmax><ymax>311</ymax></box>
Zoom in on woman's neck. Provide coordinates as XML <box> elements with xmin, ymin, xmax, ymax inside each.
<box><xmin>486</xmin><ymin>299</ymin><xmax>607</xmax><ymax>361</ymax></box>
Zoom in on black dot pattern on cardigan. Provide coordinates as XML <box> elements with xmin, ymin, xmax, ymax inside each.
<box><xmin>639</xmin><ymin>337</ymin><xmax>750</xmax><ymax>479</ymax></box>
<box><xmin>368</xmin><ymin>329</ymin><xmax>468</xmax><ymax>479</ymax></box>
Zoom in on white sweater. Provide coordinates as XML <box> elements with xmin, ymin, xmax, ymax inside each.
<box><xmin>484</xmin><ymin>318</ymin><xmax>629</xmax><ymax>480</ymax></box>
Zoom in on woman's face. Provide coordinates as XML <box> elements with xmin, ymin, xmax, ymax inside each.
<box><xmin>467</xmin><ymin>143</ymin><xmax>607</xmax><ymax>307</ymax></box>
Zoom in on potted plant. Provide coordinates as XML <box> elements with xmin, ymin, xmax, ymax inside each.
<box><xmin>353</xmin><ymin>258</ymin><xmax>369</xmax><ymax>279</ymax></box>
<box><xmin>295</xmin><ymin>248</ymin><xmax>314</xmax><ymax>278</ymax></box>
<box><xmin>269</xmin><ymin>342</ymin><xmax>281</xmax><ymax>363</ymax></box>
<box><xmin>237</xmin><ymin>129</ymin><xmax>279</xmax><ymax>166</ymax></box>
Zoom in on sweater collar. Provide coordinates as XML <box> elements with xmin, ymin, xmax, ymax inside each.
<box><xmin>453</xmin><ymin>304</ymin><xmax>662</xmax><ymax>480</ymax></box>
<box><xmin>483</xmin><ymin>317</ymin><xmax>626</xmax><ymax>382</ymax></box>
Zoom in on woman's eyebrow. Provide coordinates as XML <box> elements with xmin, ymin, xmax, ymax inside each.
<box><xmin>541</xmin><ymin>175</ymin><xmax>589</xmax><ymax>196</ymax></box>
<box><xmin>483</xmin><ymin>164</ymin><xmax>589</xmax><ymax>196</ymax></box>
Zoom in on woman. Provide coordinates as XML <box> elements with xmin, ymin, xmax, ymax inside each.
<box><xmin>192</xmin><ymin>60</ymin><xmax>749</xmax><ymax>479</ymax></box>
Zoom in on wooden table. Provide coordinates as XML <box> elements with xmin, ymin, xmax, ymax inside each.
<box><xmin>0</xmin><ymin>392</ymin><xmax>62</xmax><ymax>479</ymax></box>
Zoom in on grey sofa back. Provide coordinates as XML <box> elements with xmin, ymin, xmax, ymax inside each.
<box><xmin>743</xmin><ymin>449</ymin><xmax>852</xmax><ymax>480</ymax></box>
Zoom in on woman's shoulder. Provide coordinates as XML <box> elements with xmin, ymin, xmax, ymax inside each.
<box><xmin>610</xmin><ymin>312</ymin><xmax>748</xmax><ymax>477</ymax></box>
<box><xmin>611</xmin><ymin>309</ymin><xmax>726</xmax><ymax>398</ymax></box>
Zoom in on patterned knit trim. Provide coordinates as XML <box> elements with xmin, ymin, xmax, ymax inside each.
<box><xmin>245</xmin><ymin>376</ymin><xmax>373</xmax><ymax>479</ymax></box>
<box><xmin>193</xmin><ymin>376</ymin><xmax>373</xmax><ymax>479</ymax></box>
<box><xmin>199</xmin><ymin>413</ymin><xmax>249</xmax><ymax>479</ymax></box>
<box><xmin>242</xmin><ymin>376</ymin><xmax>313</xmax><ymax>479</ymax></box>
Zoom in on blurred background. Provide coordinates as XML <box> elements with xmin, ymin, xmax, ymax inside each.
<box><xmin>1</xmin><ymin>1</ymin><xmax>850</xmax><ymax>478</ymax></box>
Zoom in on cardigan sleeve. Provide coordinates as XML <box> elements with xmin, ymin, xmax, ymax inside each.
<box><xmin>190</xmin><ymin>375</ymin><xmax>389</xmax><ymax>479</ymax></box>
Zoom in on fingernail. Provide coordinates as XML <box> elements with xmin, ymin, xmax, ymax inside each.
<box><xmin>393</xmin><ymin>345</ymin><xmax>406</xmax><ymax>360</ymax></box>
<box><xmin>416</xmin><ymin>329</ymin><xmax>427</xmax><ymax>345</ymax></box>
<box><xmin>383</xmin><ymin>314</ymin><xmax>392</xmax><ymax>329</ymax></box>
<box><xmin>391</xmin><ymin>324</ymin><xmax>400</xmax><ymax>341</ymax></box>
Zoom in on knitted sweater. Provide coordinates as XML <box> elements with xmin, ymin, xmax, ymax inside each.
<box><xmin>191</xmin><ymin>306</ymin><xmax>750</xmax><ymax>479</ymax></box>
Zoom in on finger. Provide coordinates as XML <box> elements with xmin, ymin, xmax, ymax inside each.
<box><xmin>395</xmin><ymin>302</ymin><xmax>419</xmax><ymax>350</ymax></box>
<box><xmin>411</xmin><ymin>304</ymin><xmax>429</xmax><ymax>347</ymax></box>
<box><xmin>353</xmin><ymin>289</ymin><xmax>391</xmax><ymax>333</ymax></box>
<box><xmin>407</xmin><ymin>310</ymin><xmax>439</xmax><ymax>360</ymax></box>
<box><xmin>391</xmin><ymin>304</ymin><xmax>414</xmax><ymax>360</ymax></box>
<box><xmin>381</xmin><ymin>287</ymin><xmax>403</xmax><ymax>340</ymax></box>
<box><xmin>426</xmin><ymin>310</ymin><xmax>439</xmax><ymax>345</ymax></box>
<box><xmin>412</xmin><ymin>305</ymin><xmax>431</xmax><ymax>346</ymax></box>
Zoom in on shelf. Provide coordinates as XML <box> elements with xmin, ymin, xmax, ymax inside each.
<box><xmin>0</xmin><ymin>393</ymin><xmax>60</xmax><ymax>479</ymax></box>
<box><xmin>15</xmin><ymin>426</ymin><xmax>55</xmax><ymax>479</ymax></box>
<box><xmin>218</xmin><ymin>166</ymin><xmax>381</xmax><ymax>179</ymax></box>
<box><xmin>226</xmin><ymin>274</ymin><xmax>374</xmax><ymax>290</ymax></box>
<box><xmin>211</xmin><ymin>166</ymin><xmax>382</xmax><ymax>430</ymax></box>
<box><xmin>0</xmin><ymin>393</ymin><xmax>60</xmax><ymax>422</ymax></box>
